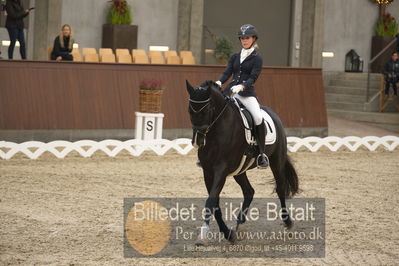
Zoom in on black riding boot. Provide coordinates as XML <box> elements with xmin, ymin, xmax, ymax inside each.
<box><xmin>255</xmin><ymin>121</ymin><xmax>269</xmax><ymax>169</ymax></box>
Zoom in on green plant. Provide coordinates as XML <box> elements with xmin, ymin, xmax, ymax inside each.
<box><xmin>108</xmin><ymin>0</ymin><xmax>132</xmax><ymax>25</ymax></box>
<box><xmin>139</xmin><ymin>79</ymin><xmax>164</xmax><ymax>91</ymax></box>
<box><xmin>376</xmin><ymin>12</ymin><xmax>398</xmax><ymax>36</ymax></box>
<box><xmin>214</xmin><ymin>36</ymin><xmax>233</xmax><ymax>64</ymax></box>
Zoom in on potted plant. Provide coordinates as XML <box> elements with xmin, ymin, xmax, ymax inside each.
<box><xmin>204</xmin><ymin>26</ymin><xmax>234</xmax><ymax>65</ymax></box>
<box><xmin>214</xmin><ymin>36</ymin><xmax>233</xmax><ymax>65</ymax></box>
<box><xmin>108</xmin><ymin>0</ymin><xmax>132</xmax><ymax>24</ymax></box>
<box><xmin>370</xmin><ymin>0</ymin><xmax>398</xmax><ymax>72</ymax></box>
<box><xmin>376</xmin><ymin>12</ymin><xmax>398</xmax><ymax>36</ymax></box>
<box><xmin>102</xmin><ymin>0</ymin><xmax>138</xmax><ymax>51</ymax></box>
<box><xmin>139</xmin><ymin>79</ymin><xmax>165</xmax><ymax>113</ymax></box>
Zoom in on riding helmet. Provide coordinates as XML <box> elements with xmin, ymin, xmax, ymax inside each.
<box><xmin>238</xmin><ymin>24</ymin><xmax>258</xmax><ymax>39</ymax></box>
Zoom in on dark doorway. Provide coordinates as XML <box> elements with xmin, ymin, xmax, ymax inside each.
<box><xmin>203</xmin><ymin>0</ymin><xmax>291</xmax><ymax>66</ymax></box>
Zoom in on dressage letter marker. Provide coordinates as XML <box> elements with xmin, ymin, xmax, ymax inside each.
<box><xmin>135</xmin><ymin>112</ymin><xmax>165</xmax><ymax>140</ymax></box>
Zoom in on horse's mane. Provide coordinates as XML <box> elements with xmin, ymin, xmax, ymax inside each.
<box><xmin>199</xmin><ymin>80</ymin><xmax>216</xmax><ymax>90</ymax></box>
<box><xmin>199</xmin><ymin>80</ymin><xmax>225</xmax><ymax>100</ymax></box>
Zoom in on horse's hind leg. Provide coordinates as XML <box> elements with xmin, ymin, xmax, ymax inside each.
<box><xmin>233</xmin><ymin>172</ymin><xmax>255</xmax><ymax>231</ymax></box>
<box><xmin>270</xmin><ymin>160</ymin><xmax>293</xmax><ymax>229</ymax></box>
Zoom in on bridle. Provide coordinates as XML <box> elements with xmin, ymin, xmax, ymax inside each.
<box><xmin>189</xmin><ymin>97</ymin><xmax>229</xmax><ymax>146</ymax></box>
<box><xmin>189</xmin><ymin>98</ymin><xmax>211</xmax><ymax>113</ymax></box>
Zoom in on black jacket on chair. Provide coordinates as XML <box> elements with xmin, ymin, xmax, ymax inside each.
<box><xmin>5</xmin><ymin>0</ymin><xmax>28</xmax><ymax>29</ymax></box>
<box><xmin>218</xmin><ymin>50</ymin><xmax>263</xmax><ymax>97</ymax></box>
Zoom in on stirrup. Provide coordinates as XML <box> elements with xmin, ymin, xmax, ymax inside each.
<box><xmin>257</xmin><ymin>153</ymin><xmax>269</xmax><ymax>169</ymax></box>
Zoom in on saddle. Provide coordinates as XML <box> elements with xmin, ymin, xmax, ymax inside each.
<box><xmin>227</xmin><ymin>98</ymin><xmax>277</xmax><ymax>177</ymax></box>
<box><xmin>232</xmin><ymin>98</ymin><xmax>277</xmax><ymax>146</ymax></box>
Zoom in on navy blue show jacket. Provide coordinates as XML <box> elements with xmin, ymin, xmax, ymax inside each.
<box><xmin>218</xmin><ymin>50</ymin><xmax>263</xmax><ymax>97</ymax></box>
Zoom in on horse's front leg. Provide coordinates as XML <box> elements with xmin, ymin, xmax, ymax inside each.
<box><xmin>233</xmin><ymin>172</ymin><xmax>255</xmax><ymax>233</ymax></box>
<box><xmin>196</xmin><ymin>168</ymin><xmax>234</xmax><ymax>245</ymax></box>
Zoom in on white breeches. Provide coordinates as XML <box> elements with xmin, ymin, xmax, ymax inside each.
<box><xmin>234</xmin><ymin>94</ymin><xmax>263</xmax><ymax>125</ymax></box>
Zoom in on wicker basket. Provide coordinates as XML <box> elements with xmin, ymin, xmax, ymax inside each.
<box><xmin>139</xmin><ymin>89</ymin><xmax>163</xmax><ymax>113</ymax></box>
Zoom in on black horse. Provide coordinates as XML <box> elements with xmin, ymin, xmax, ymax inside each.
<box><xmin>186</xmin><ymin>80</ymin><xmax>299</xmax><ymax>244</ymax></box>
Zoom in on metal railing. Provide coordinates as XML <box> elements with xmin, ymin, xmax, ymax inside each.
<box><xmin>366</xmin><ymin>37</ymin><xmax>398</xmax><ymax>102</ymax></box>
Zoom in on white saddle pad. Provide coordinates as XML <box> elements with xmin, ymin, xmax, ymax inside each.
<box><xmin>234</xmin><ymin>100</ymin><xmax>277</xmax><ymax>146</ymax></box>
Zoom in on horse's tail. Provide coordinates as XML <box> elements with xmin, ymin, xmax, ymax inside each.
<box><xmin>284</xmin><ymin>156</ymin><xmax>299</xmax><ymax>197</ymax></box>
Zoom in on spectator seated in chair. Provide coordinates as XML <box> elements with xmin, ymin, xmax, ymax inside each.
<box><xmin>383</xmin><ymin>52</ymin><xmax>399</xmax><ymax>98</ymax></box>
<box><xmin>51</xmin><ymin>24</ymin><xmax>75</xmax><ymax>61</ymax></box>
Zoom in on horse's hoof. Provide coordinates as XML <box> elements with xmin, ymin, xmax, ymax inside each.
<box><xmin>236</xmin><ymin>223</ymin><xmax>246</xmax><ymax>231</ymax></box>
<box><xmin>235</xmin><ymin>225</ymin><xmax>246</xmax><ymax>241</ymax></box>
<box><xmin>284</xmin><ymin>219</ymin><xmax>294</xmax><ymax>229</ymax></box>
<box><xmin>195</xmin><ymin>238</ymin><xmax>208</xmax><ymax>246</ymax></box>
<box><xmin>227</xmin><ymin>230</ymin><xmax>237</xmax><ymax>244</ymax></box>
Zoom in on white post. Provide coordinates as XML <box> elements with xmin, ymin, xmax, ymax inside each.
<box><xmin>155</xmin><ymin>115</ymin><xmax>164</xmax><ymax>140</ymax></box>
<box><xmin>135</xmin><ymin>114</ymin><xmax>144</xmax><ymax>140</ymax></box>
<box><xmin>135</xmin><ymin>112</ymin><xmax>165</xmax><ymax>140</ymax></box>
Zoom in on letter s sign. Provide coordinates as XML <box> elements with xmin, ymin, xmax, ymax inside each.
<box><xmin>146</xmin><ymin>121</ymin><xmax>154</xmax><ymax>131</ymax></box>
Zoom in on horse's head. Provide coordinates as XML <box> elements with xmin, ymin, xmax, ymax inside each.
<box><xmin>186</xmin><ymin>80</ymin><xmax>224</xmax><ymax>148</ymax></box>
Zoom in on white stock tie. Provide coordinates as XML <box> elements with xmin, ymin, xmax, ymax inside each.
<box><xmin>240</xmin><ymin>47</ymin><xmax>254</xmax><ymax>64</ymax></box>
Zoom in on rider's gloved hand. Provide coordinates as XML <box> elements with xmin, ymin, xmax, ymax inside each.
<box><xmin>215</xmin><ymin>80</ymin><xmax>222</xmax><ymax>87</ymax></box>
<box><xmin>231</xmin><ymin>84</ymin><xmax>244</xmax><ymax>94</ymax></box>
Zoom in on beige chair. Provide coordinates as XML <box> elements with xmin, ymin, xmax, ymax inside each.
<box><xmin>84</xmin><ymin>53</ymin><xmax>99</xmax><ymax>63</ymax></box>
<box><xmin>82</xmin><ymin>48</ymin><xmax>97</xmax><ymax>56</ymax></box>
<box><xmin>72</xmin><ymin>52</ymin><xmax>82</xmax><ymax>62</ymax></box>
<box><xmin>150</xmin><ymin>55</ymin><xmax>166</xmax><ymax>64</ymax></box>
<box><xmin>149</xmin><ymin>50</ymin><xmax>163</xmax><ymax>57</ymax></box>
<box><xmin>164</xmin><ymin>50</ymin><xmax>177</xmax><ymax>58</ymax></box>
<box><xmin>100</xmin><ymin>54</ymin><xmax>116</xmax><ymax>63</ymax></box>
<box><xmin>166</xmin><ymin>55</ymin><xmax>181</xmax><ymax>65</ymax></box>
<box><xmin>116</xmin><ymin>49</ymin><xmax>130</xmax><ymax>57</ymax></box>
<box><xmin>180</xmin><ymin>50</ymin><xmax>193</xmax><ymax>58</ymax></box>
<box><xmin>182</xmin><ymin>55</ymin><xmax>196</xmax><ymax>65</ymax></box>
<box><xmin>132</xmin><ymin>49</ymin><xmax>147</xmax><ymax>58</ymax></box>
<box><xmin>134</xmin><ymin>55</ymin><xmax>150</xmax><ymax>64</ymax></box>
<box><xmin>117</xmin><ymin>54</ymin><xmax>133</xmax><ymax>63</ymax></box>
<box><xmin>99</xmin><ymin>48</ymin><xmax>113</xmax><ymax>56</ymax></box>
<box><xmin>48</xmin><ymin>47</ymin><xmax>53</xmax><ymax>60</ymax></box>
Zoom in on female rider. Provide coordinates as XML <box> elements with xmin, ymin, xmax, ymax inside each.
<box><xmin>215</xmin><ymin>24</ymin><xmax>269</xmax><ymax>168</ymax></box>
